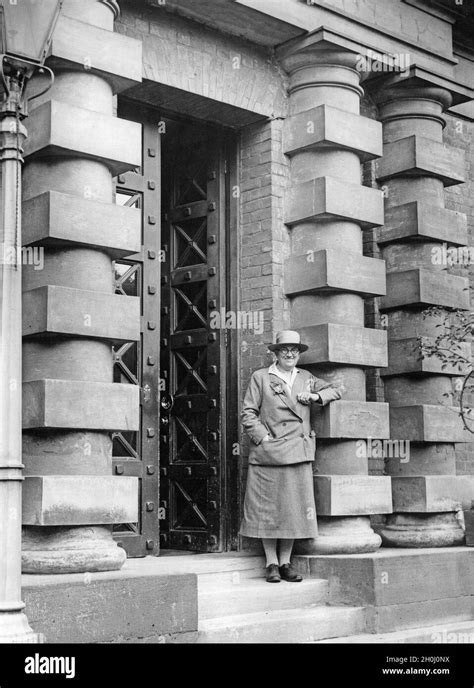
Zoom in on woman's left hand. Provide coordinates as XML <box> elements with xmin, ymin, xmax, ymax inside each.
<box><xmin>297</xmin><ymin>392</ymin><xmax>312</xmax><ymax>405</ymax></box>
<box><xmin>297</xmin><ymin>392</ymin><xmax>320</xmax><ymax>405</ymax></box>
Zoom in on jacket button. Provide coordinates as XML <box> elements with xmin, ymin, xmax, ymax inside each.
<box><xmin>299</xmin><ymin>419</ymin><xmax>303</xmax><ymax>423</ymax></box>
<box><xmin>301</xmin><ymin>433</ymin><xmax>304</xmax><ymax>438</ymax></box>
<box><xmin>282</xmin><ymin>422</ymin><xmax>286</xmax><ymax>426</ymax></box>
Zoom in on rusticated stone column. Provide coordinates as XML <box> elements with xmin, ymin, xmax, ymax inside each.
<box><xmin>20</xmin><ymin>0</ymin><xmax>143</xmax><ymax>572</ymax></box>
<box><xmin>278</xmin><ymin>37</ymin><xmax>392</xmax><ymax>554</ymax></box>
<box><xmin>372</xmin><ymin>81</ymin><xmax>474</xmax><ymax>546</ymax></box>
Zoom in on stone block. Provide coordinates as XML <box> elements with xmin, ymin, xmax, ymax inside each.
<box><xmin>284</xmin><ymin>249</ymin><xmax>386</xmax><ymax>297</ymax></box>
<box><xmin>368</xmin><ymin>596</ymin><xmax>474</xmax><ymax>634</ymax></box>
<box><xmin>48</xmin><ymin>15</ymin><xmax>142</xmax><ymax>93</ymax></box>
<box><xmin>297</xmin><ymin>547</ymin><xmax>474</xmax><ymax>607</ymax></box>
<box><xmin>391</xmin><ymin>476</ymin><xmax>474</xmax><ymax>512</ymax></box>
<box><xmin>23</xmin><ymin>476</ymin><xmax>138</xmax><ymax>526</ymax></box>
<box><xmin>382</xmin><ymin>337</ymin><xmax>471</xmax><ymax>377</ymax></box>
<box><xmin>380</xmin><ymin>269</ymin><xmax>469</xmax><ymax>311</ymax></box>
<box><xmin>314</xmin><ymin>475</ymin><xmax>392</xmax><ymax>516</ymax></box>
<box><xmin>283</xmin><ymin>104</ymin><xmax>382</xmax><ymax>161</ymax></box>
<box><xmin>23</xmin><ymin>286</ymin><xmax>140</xmax><ymax>343</ymax></box>
<box><xmin>297</xmin><ymin>323</ymin><xmax>387</xmax><ymax>367</ymax></box>
<box><xmin>285</xmin><ymin>176</ymin><xmax>384</xmax><ymax>229</ymax></box>
<box><xmin>23</xmin><ymin>379</ymin><xmax>139</xmax><ymax>431</ymax></box>
<box><xmin>376</xmin><ymin>135</ymin><xmax>465</xmax><ymax>186</ymax></box>
<box><xmin>23</xmin><ymin>568</ymin><xmax>197</xmax><ymax>642</ymax></box>
<box><xmin>313</xmin><ymin>401</ymin><xmax>390</xmax><ymax>439</ymax></box>
<box><xmin>23</xmin><ymin>191</ymin><xmax>141</xmax><ymax>258</ymax></box>
<box><xmin>377</xmin><ymin>202</ymin><xmax>468</xmax><ymax>246</ymax></box>
<box><xmin>390</xmin><ymin>405</ymin><xmax>474</xmax><ymax>443</ymax></box>
<box><xmin>25</xmin><ymin>100</ymin><xmax>141</xmax><ymax>176</ymax></box>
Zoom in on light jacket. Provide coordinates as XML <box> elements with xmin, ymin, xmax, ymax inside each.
<box><xmin>241</xmin><ymin>367</ymin><xmax>342</xmax><ymax>466</ymax></box>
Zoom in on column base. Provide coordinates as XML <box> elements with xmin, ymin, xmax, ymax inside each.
<box><xmin>0</xmin><ymin>611</ymin><xmax>43</xmax><ymax>643</ymax></box>
<box><xmin>378</xmin><ymin>513</ymin><xmax>465</xmax><ymax>548</ymax></box>
<box><xmin>294</xmin><ymin>516</ymin><xmax>382</xmax><ymax>555</ymax></box>
<box><xmin>22</xmin><ymin>526</ymin><xmax>126</xmax><ymax>574</ymax></box>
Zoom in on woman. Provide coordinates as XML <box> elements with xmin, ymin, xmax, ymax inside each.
<box><xmin>240</xmin><ymin>330</ymin><xmax>342</xmax><ymax>583</ymax></box>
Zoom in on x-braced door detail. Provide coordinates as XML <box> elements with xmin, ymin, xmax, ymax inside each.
<box><xmin>160</xmin><ymin>125</ymin><xmax>227</xmax><ymax>552</ymax></box>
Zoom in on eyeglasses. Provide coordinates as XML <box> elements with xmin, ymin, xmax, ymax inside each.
<box><xmin>279</xmin><ymin>347</ymin><xmax>300</xmax><ymax>356</ymax></box>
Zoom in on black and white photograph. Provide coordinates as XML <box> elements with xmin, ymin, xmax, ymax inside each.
<box><xmin>1</xmin><ymin>0</ymin><xmax>474</xmax><ymax>681</ymax></box>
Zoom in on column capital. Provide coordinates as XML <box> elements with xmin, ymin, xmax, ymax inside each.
<box><xmin>99</xmin><ymin>0</ymin><xmax>120</xmax><ymax>20</ymax></box>
<box><xmin>278</xmin><ymin>42</ymin><xmax>363</xmax><ymax>102</ymax></box>
<box><xmin>366</xmin><ymin>75</ymin><xmax>454</xmax><ymax>130</ymax></box>
<box><xmin>366</xmin><ymin>72</ymin><xmax>460</xmax><ymax>111</ymax></box>
<box><xmin>370</xmin><ymin>80</ymin><xmax>453</xmax><ymax>111</ymax></box>
<box><xmin>279</xmin><ymin>44</ymin><xmax>362</xmax><ymax>75</ymax></box>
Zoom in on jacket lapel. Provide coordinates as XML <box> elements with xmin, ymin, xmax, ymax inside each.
<box><xmin>291</xmin><ymin>370</ymin><xmax>309</xmax><ymax>402</ymax></box>
<box><xmin>268</xmin><ymin>371</ymin><xmax>303</xmax><ymax>420</ymax></box>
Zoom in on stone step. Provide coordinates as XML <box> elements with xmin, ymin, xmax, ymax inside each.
<box><xmin>196</xmin><ymin>559</ymin><xmax>266</xmax><ymax>586</ymax></box>
<box><xmin>314</xmin><ymin>619</ymin><xmax>474</xmax><ymax>644</ymax></box>
<box><xmin>199</xmin><ymin>578</ymin><xmax>328</xmax><ymax>620</ymax></box>
<box><xmin>197</xmin><ymin>605</ymin><xmax>366</xmax><ymax>643</ymax></box>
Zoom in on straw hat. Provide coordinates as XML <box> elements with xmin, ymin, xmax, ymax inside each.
<box><xmin>267</xmin><ymin>330</ymin><xmax>308</xmax><ymax>353</ymax></box>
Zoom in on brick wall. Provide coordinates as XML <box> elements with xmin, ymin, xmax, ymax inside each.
<box><xmin>116</xmin><ymin>0</ymin><xmax>287</xmax><ymax>119</ymax></box>
<box><xmin>239</xmin><ymin>118</ymin><xmax>290</xmax><ymax>395</ymax></box>
<box><xmin>238</xmin><ymin>119</ymin><xmax>290</xmax><ymax>545</ymax></box>
<box><xmin>361</xmin><ymin>94</ymin><xmax>387</xmax><ymax>475</ymax></box>
<box><xmin>444</xmin><ymin>113</ymin><xmax>474</xmax><ymax>475</ymax></box>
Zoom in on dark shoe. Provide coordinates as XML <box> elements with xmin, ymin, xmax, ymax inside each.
<box><xmin>279</xmin><ymin>563</ymin><xmax>303</xmax><ymax>582</ymax></box>
<box><xmin>266</xmin><ymin>563</ymin><xmax>281</xmax><ymax>583</ymax></box>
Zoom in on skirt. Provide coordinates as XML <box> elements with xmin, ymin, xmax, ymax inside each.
<box><xmin>239</xmin><ymin>461</ymin><xmax>318</xmax><ymax>539</ymax></box>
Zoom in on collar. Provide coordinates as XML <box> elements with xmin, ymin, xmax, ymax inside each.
<box><xmin>268</xmin><ymin>363</ymin><xmax>299</xmax><ymax>391</ymax></box>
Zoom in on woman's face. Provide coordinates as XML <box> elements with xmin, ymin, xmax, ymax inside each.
<box><xmin>275</xmin><ymin>347</ymin><xmax>300</xmax><ymax>371</ymax></box>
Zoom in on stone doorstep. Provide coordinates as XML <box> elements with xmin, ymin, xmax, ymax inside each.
<box><xmin>22</xmin><ymin>553</ymin><xmax>265</xmax><ymax>643</ymax></box>
<box><xmin>198</xmin><ymin>577</ymin><xmax>329</xmax><ymax>620</ymax></box>
<box><xmin>22</xmin><ymin>549</ymin><xmax>474</xmax><ymax>642</ymax></box>
<box><xmin>314</xmin><ymin>619</ymin><xmax>474</xmax><ymax>644</ymax></box>
<box><xmin>196</xmin><ymin>605</ymin><xmax>367</xmax><ymax>644</ymax></box>
<box><xmin>294</xmin><ymin>546</ymin><xmax>474</xmax><ymax>602</ymax></box>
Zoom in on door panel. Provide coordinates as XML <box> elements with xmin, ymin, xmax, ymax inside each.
<box><xmin>112</xmin><ymin>118</ymin><xmax>161</xmax><ymax>557</ymax></box>
<box><xmin>160</xmin><ymin>125</ymin><xmax>226</xmax><ymax>552</ymax></box>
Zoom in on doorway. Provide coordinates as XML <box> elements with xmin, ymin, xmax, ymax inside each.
<box><xmin>113</xmin><ymin>101</ymin><xmax>240</xmax><ymax>556</ymax></box>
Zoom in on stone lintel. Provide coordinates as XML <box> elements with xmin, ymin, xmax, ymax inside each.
<box><xmin>23</xmin><ymin>475</ymin><xmax>138</xmax><ymax>526</ymax></box>
<box><xmin>377</xmin><ymin>202</ymin><xmax>468</xmax><ymax>246</ymax></box>
<box><xmin>314</xmin><ymin>475</ymin><xmax>392</xmax><ymax>516</ymax></box>
<box><xmin>390</xmin><ymin>405</ymin><xmax>474</xmax><ymax>443</ymax></box>
<box><xmin>283</xmin><ymin>104</ymin><xmax>382</xmax><ymax>161</ymax></box>
<box><xmin>285</xmin><ymin>176</ymin><xmax>384</xmax><ymax>229</ymax></box>
<box><xmin>380</xmin><ymin>269</ymin><xmax>470</xmax><ymax>311</ymax></box>
<box><xmin>25</xmin><ymin>100</ymin><xmax>141</xmax><ymax>176</ymax></box>
<box><xmin>382</xmin><ymin>337</ymin><xmax>471</xmax><ymax>377</ymax></box>
<box><xmin>297</xmin><ymin>323</ymin><xmax>387</xmax><ymax>368</ymax></box>
<box><xmin>47</xmin><ymin>14</ymin><xmax>142</xmax><ymax>93</ymax></box>
<box><xmin>376</xmin><ymin>135</ymin><xmax>465</xmax><ymax>187</ymax></box>
<box><xmin>391</xmin><ymin>476</ymin><xmax>474</xmax><ymax>512</ymax></box>
<box><xmin>284</xmin><ymin>249</ymin><xmax>386</xmax><ymax>297</ymax></box>
<box><xmin>23</xmin><ymin>191</ymin><xmax>141</xmax><ymax>258</ymax></box>
<box><xmin>23</xmin><ymin>379</ymin><xmax>140</xmax><ymax>431</ymax></box>
<box><xmin>23</xmin><ymin>286</ymin><xmax>140</xmax><ymax>343</ymax></box>
<box><xmin>312</xmin><ymin>400</ymin><xmax>390</xmax><ymax>439</ymax></box>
